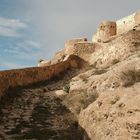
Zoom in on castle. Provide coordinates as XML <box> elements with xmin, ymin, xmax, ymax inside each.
<box><xmin>92</xmin><ymin>10</ymin><xmax>140</xmax><ymax>43</ymax></box>
<box><xmin>38</xmin><ymin>10</ymin><xmax>140</xmax><ymax>67</ymax></box>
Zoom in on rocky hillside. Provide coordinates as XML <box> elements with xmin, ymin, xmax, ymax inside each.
<box><xmin>0</xmin><ymin>69</ymin><xmax>90</xmax><ymax>140</ymax></box>
<box><xmin>60</xmin><ymin>26</ymin><xmax>140</xmax><ymax>140</ymax></box>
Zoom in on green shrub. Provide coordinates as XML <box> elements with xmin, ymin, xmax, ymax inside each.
<box><xmin>79</xmin><ymin>75</ymin><xmax>88</xmax><ymax>83</ymax></box>
<box><xmin>63</xmin><ymin>84</ymin><xmax>70</xmax><ymax>93</ymax></box>
<box><xmin>63</xmin><ymin>90</ymin><xmax>98</xmax><ymax>115</ymax></box>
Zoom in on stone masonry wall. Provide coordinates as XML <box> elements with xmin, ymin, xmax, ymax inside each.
<box><xmin>0</xmin><ymin>55</ymin><xmax>84</xmax><ymax>100</ymax></box>
<box><xmin>65</xmin><ymin>38</ymin><xmax>98</xmax><ymax>61</ymax></box>
<box><xmin>65</xmin><ymin>38</ymin><xmax>87</xmax><ymax>48</ymax></box>
<box><xmin>117</xmin><ymin>10</ymin><xmax>140</xmax><ymax>35</ymax></box>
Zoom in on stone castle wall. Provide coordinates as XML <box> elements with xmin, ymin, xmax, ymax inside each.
<box><xmin>64</xmin><ymin>38</ymin><xmax>87</xmax><ymax>48</ymax></box>
<box><xmin>0</xmin><ymin>55</ymin><xmax>85</xmax><ymax>100</ymax></box>
<box><xmin>64</xmin><ymin>38</ymin><xmax>98</xmax><ymax>61</ymax></box>
<box><xmin>117</xmin><ymin>11</ymin><xmax>140</xmax><ymax>34</ymax></box>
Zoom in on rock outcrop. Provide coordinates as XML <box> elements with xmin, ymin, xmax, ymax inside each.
<box><xmin>38</xmin><ymin>59</ymin><xmax>51</xmax><ymax>67</ymax></box>
<box><xmin>62</xmin><ymin>11</ymin><xmax>140</xmax><ymax>140</ymax></box>
<box><xmin>90</xmin><ymin>29</ymin><xmax>140</xmax><ymax>68</ymax></box>
<box><xmin>117</xmin><ymin>10</ymin><xmax>140</xmax><ymax>34</ymax></box>
<box><xmin>79</xmin><ymin>83</ymin><xmax>140</xmax><ymax>140</ymax></box>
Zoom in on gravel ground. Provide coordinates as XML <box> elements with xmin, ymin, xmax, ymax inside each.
<box><xmin>0</xmin><ymin>70</ymin><xmax>87</xmax><ymax>140</ymax></box>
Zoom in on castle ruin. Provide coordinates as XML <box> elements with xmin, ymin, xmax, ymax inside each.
<box><xmin>92</xmin><ymin>10</ymin><xmax>140</xmax><ymax>43</ymax></box>
<box><xmin>38</xmin><ymin>10</ymin><xmax>140</xmax><ymax>66</ymax></box>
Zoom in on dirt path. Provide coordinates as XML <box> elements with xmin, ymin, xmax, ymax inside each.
<box><xmin>0</xmin><ymin>70</ymin><xmax>88</xmax><ymax>140</ymax></box>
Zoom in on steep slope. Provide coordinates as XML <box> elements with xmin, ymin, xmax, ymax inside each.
<box><xmin>63</xmin><ymin>27</ymin><xmax>140</xmax><ymax>140</ymax></box>
<box><xmin>79</xmin><ymin>83</ymin><xmax>140</xmax><ymax>140</ymax></box>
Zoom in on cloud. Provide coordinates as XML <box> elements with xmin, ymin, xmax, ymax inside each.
<box><xmin>3</xmin><ymin>40</ymin><xmax>42</xmax><ymax>60</ymax></box>
<box><xmin>0</xmin><ymin>17</ymin><xmax>27</xmax><ymax>37</ymax></box>
<box><xmin>0</xmin><ymin>26</ymin><xmax>19</xmax><ymax>37</ymax></box>
<box><xmin>25</xmin><ymin>40</ymin><xmax>41</xmax><ymax>49</ymax></box>
<box><xmin>0</xmin><ymin>17</ymin><xmax>26</xmax><ymax>28</ymax></box>
<box><xmin>0</xmin><ymin>40</ymin><xmax>42</xmax><ymax>69</ymax></box>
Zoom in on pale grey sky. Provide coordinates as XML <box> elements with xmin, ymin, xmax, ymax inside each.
<box><xmin>0</xmin><ymin>0</ymin><xmax>139</xmax><ymax>70</ymax></box>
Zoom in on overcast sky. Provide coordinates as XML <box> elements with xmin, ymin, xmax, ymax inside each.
<box><xmin>0</xmin><ymin>0</ymin><xmax>139</xmax><ymax>70</ymax></box>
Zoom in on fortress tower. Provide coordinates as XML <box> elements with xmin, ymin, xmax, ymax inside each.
<box><xmin>92</xmin><ymin>21</ymin><xmax>117</xmax><ymax>43</ymax></box>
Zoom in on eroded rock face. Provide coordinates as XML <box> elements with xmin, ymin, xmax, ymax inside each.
<box><xmin>79</xmin><ymin>83</ymin><xmax>140</xmax><ymax>140</ymax></box>
<box><xmin>70</xmin><ymin>54</ymin><xmax>140</xmax><ymax>94</ymax></box>
<box><xmin>63</xmin><ymin>53</ymin><xmax>140</xmax><ymax>121</ymax></box>
<box><xmin>51</xmin><ymin>49</ymin><xmax>66</xmax><ymax>64</ymax></box>
<box><xmin>63</xmin><ymin>26</ymin><xmax>140</xmax><ymax>140</ymax></box>
<box><xmin>117</xmin><ymin>10</ymin><xmax>140</xmax><ymax>34</ymax></box>
<box><xmin>90</xmin><ymin>30</ymin><xmax>140</xmax><ymax>68</ymax></box>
